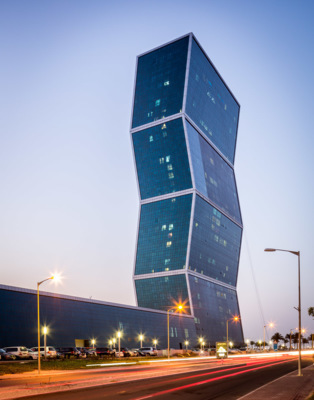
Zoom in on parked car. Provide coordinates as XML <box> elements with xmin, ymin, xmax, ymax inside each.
<box><xmin>27</xmin><ymin>349</ymin><xmax>38</xmax><ymax>360</ymax></box>
<box><xmin>30</xmin><ymin>346</ymin><xmax>57</xmax><ymax>359</ymax></box>
<box><xmin>0</xmin><ymin>349</ymin><xmax>16</xmax><ymax>361</ymax></box>
<box><xmin>120</xmin><ymin>348</ymin><xmax>136</xmax><ymax>357</ymax></box>
<box><xmin>77</xmin><ymin>347</ymin><xmax>96</xmax><ymax>357</ymax></box>
<box><xmin>55</xmin><ymin>347</ymin><xmax>81</xmax><ymax>358</ymax></box>
<box><xmin>139</xmin><ymin>347</ymin><xmax>157</xmax><ymax>356</ymax></box>
<box><xmin>3</xmin><ymin>346</ymin><xmax>29</xmax><ymax>359</ymax></box>
<box><xmin>114</xmin><ymin>350</ymin><xmax>124</xmax><ymax>357</ymax></box>
<box><xmin>95</xmin><ymin>347</ymin><xmax>115</xmax><ymax>357</ymax></box>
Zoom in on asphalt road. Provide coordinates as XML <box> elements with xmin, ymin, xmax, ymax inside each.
<box><xmin>19</xmin><ymin>356</ymin><xmax>313</xmax><ymax>400</ymax></box>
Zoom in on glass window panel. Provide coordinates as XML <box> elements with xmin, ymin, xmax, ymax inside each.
<box><xmin>189</xmin><ymin>195</ymin><xmax>242</xmax><ymax>286</ymax></box>
<box><xmin>186</xmin><ymin>39</ymin><xmax>239</xmax><ymax>164</ymax></box>
<box><xmin>135</xmin><ymin>195</ymin><xmax>192</xmax><ymax>275</ymax></box>
<box><xmin>133</xmin><ymin>119</ymin><xmax>192</xmax><ymax>199</ymax></box>
<box><xmin>132</xmin><ymin>37</ymin><xmax>189</xmax><ymax>128</ymax></box>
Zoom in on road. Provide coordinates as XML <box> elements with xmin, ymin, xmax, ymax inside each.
<box><xmin>10</xmin><ymin>355</ymin><xmax>312</xmax><ymax>400</ymax></box>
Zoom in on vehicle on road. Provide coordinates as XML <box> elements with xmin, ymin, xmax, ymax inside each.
<box><xmin>30</xmin><ymin>346</ymin><xmax>57</xmax><ymax>358</ymax></box>
<box><xmin>0</xmin><ymin>349</ymin><xmax>16</xmax><ymax>360</ymax></box>
<box><xmin>3</xmin><ymin>346</ymin><xmax>29</xmax><ymax>359</ymax></box>
<box><xmin>139</xmin><ymin>347</ymin><xmax>157</xmax><ymax>356</ymax></box>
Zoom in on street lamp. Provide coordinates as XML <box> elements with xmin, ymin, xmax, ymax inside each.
<box><xmin>263</xmin><ymin>322</ymin><xmax>274</xmax><ymax>351</ymax></box>
<box><xmin>246</xmin><ymin>339</ymin><xmax>250</xmax><ymax>351</ymax></box>
<box><xmin>112</xmin><ymin>338</ymin><xmax>116</xmax><ymax>349</ymax></box>
<box><xmin>37</xmin><ymin>274</ymin><xmax>59</xmax><ymax>374</ymax></box>
<box><xmin>153</xmin><ymin>339</ymin><xmax>157</xmax><ymax>348</ymax></box>
<box><xmin>117</xmin><ymin>331</ymin><xmax>122</xmax><ymax>358</ymax></box>
<box><xmin>226</xmin><ymin>316</ymin><xmax>239</xmax><ymax>356</ymax></box>
<box><xmin>91</xmin><ymin>339</ymin><xmax>96</xmax><ymax>349</ymax></box>
<box><xmin>43</xmin><ymin>326</ymin><xmax>48</xmax><ymax>359</ymax></box>
<box><xmin>167</xmin><ymin>304</ymin><xmax>184</xmax><ymax>360</ymax></box>
<box><xmin>185</xmin><ymin>340</ymin><xmax>189</xmax><ymax>351</ymax></box>
<box><xmin>264</xmin><ymin>248</ymin><xmax>302</xmax><ymax>376</ymax></box>
<box><xmin>258</xmin><ymin>340</ymin><xmax>262</xmax><ymax>351</ymax></box>
<box><xmin>139</xmin><ymin>334</ymin><xmax>144</xmax><ymax>348</ymax></box>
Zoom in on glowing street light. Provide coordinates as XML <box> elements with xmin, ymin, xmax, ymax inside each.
<box><xmin>185</xmin><ymin>340</ymin><xmax>189</xmax><ymax>351</ymax></box>
<box><xmin>226</xmin><ymin>316</ymin><xmax>239</xmax><ymax>356</ymax></box>
<box><xmin>153</xmin><ymin>339</ymin><xmax>158</xmax><ymax>347</ymax></box>
<box><xmin>91</xmin><ymin>339</ymin><xmax>96</xmax><ymax>349</ymax></box>
<box><xmin>264</xmin><ymin>248</ymin><xmax>302</xmax><ymax>376</ymax></box>
<box><xmin>246</xmin><ymin>339</ymin><xmax>250</xmax><ymax>351</ymax></box>
<box><xmin>37</xmin><ymin>274</ymin><xmax>59</xmax><ymax>374</ymax></box>
<box><xmin>112</xmin><ymin>338</ymin><xmax>116</xmax><ymax>349</ymax></box>
<box><xmin>139</xmin><ymin>334</ymin><xmax>144</xmax><ymax>348</ymax></box>
<box><xmin>167</xmin><ymin>304</ymin><xmax>184</xmax><ymax>360</ymax></box>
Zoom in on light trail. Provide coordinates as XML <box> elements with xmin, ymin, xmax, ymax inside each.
<box><xmin>133</xmin><ymin>358</ymin><xmax>293</xmax><ymax>400</ymax></box>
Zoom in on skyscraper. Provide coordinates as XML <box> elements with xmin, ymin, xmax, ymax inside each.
<box><xmin>131</xmin><ymin>33</ymin><xmax>243</xmax><ymax>344</ymax></box>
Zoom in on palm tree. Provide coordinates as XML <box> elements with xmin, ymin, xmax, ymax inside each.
<box><xmin>271</xmin><ymin>332</ymin><xmax>284</xmax><ymax>343</ymax></box>
<box><xmin>308</xmin><ymin>334</ymin><xmax>314</xmax><ymax>349</ymax></box>
<box><xmin>308</xmin><ymin>307</ymin><xmax>314</xmax><ymax>317</ymax></box>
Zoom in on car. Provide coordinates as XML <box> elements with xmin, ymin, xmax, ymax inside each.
<box><xmin>120</xmin><ymin>348</ymin><xmax>136</xmax><ymax>357</ymax></box>
<box><xmin>3</xmin><ymin>346</ymin><xmax>29</xmax><ymax>359</ymax></box>
<box><xmin>95</xmin><ymin>347</ymin><xmax>115</xmax><ymax>357</ymax></box>
<box><xmin>114</xmin><ymin>350</ymin><xmax>124</xmax><ymax>357</ymax></box>
<box><xmin>77</xmin><ymin>347</ymin><xmax>96</xmax><ymax>356</ymax></box>
<box><xmin>0</xmin><ymin>349</ymin><xmax>16</xmax><ymax>361</ymax></box>
<box><xmin>131</xmin><ymin>348</ymin><xmax>143</xmax><ymax>357</ymax></box>
<box><xmin>30</xmin><ymin>346</ymin><xmax>57</xmax><ymax>359</ymax></box>
<box><xmin>27</xmin><ymin>349</ymin><xmax>38</xmax><ymax>360</ymax></box>
<box><xmin>139</xmin><ymin>347</ymin><xmax>157</xmax><ymax>356</ymax></box>
<box><xmin>55</xmin><ymin>347</ymin><xmax>81</xmax><ymax>358</ymax></box>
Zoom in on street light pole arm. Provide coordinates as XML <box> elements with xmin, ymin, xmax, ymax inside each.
<box><xmin>37</xmin><ymin>276</ymin><xmax>54</xmax><ymax>286</ymax></box>
<box><xmin>264</xmin><ymin>248</ymin><xmax>299</xmax><ymax>256</ymax></box>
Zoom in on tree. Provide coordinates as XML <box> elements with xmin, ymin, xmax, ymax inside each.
<box><xmin>271</xmin><ymin>332</ymin><xmax>284</xmax><ymax>343</ymax></box>
<box><xmin>308</xmin><ymin>307</ymin><xmax>314</xmax><ymax>317</ymax></box>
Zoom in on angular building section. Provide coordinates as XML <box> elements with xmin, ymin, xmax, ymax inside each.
<box><xmin>131</xmin><ymin>33</ymin><xmax>244</xmax><ymax>345</ymax></box>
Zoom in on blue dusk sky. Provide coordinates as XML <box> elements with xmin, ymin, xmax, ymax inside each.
<box><xmin>0</xmin><ymin>0</ymin><xmax>313</xmax><ymax>342</ymax></box>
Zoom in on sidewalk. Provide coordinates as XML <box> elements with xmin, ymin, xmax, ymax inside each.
<box><xmin>239</xmin><ymin>365</ymin><xmax>314</xmax><ymax>400</ymax></box>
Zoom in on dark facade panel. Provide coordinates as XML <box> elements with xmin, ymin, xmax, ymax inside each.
<box><xmin>133</xmin><ymin>119</ymin><xmax>192</xmax><ymax>200</ymax></box>
<box><xmin>135</xmin><ymin>195</ymin><xmax>192</xmax><ymax>275</ymax></box>
<box><xmin>186</xmin><ymin>39</ymin><xmax>239</xmax><ymax>164</ymax></box>
<box><xmin>0</xmin><ymin>287</ymin><xmax>197</xmax><ymax>349</ymax></box>
<box><xmin>188</xmin><ymin>195</ymin><xmax>242</xmax><ymax>286</ymax></box>
<box><xmin>186</xmin><ymin>121</ymin><xmax>241</xmax><ymax>224</ymax></box>
<box><xmin>135</xmin><ymin>274</ymin><xmax>190</xmax><ymax>314</ymax></box>
<box><xmin>132</xmin><ymin>37</ymin><xmax>189</xmax><ymax>128</ymax></box>
<box><xmin>189</xmin><ymin>275</ymin><xmax>243</xmax><ymax>345</ymax></box>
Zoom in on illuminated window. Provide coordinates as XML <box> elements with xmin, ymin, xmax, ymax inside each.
<box><xmin>164</xmin><ymin>81</ymin><xmax>170</xmax><ymax>86</ymax></box>
<box><xmin>169</xmin><ymin>224</ymin><xmax>173</xmax><ymax>230</ymax></box>
<box><xmin>166</xmin><ymin>241</ymin><xmax>172</xmax><ymax>247</ymax></box>
<box><xmin>168</xmin><ymin>172</ymin><xmax>174</xmax><ymax>179</ymax></box>
<box><xmin>165</xmin><ymin>259</ymin><xmax>170</xmax><ymax>265</ymax></box>
<box><xmin>167</xmin><ymin>164</ymin><xmax>173</xmax><ymax>171</ymax></box>
<box><xmin>166</xmin><ymin>155</ymin><xmax>171</xmax><ymax>162</ymax></box>
<box><xmin>165</xmin><ymin>267</ymin><xmax>169</xmax><ymax>271</ymax></box>
<box><xmin>149</xmin><ymin>135</ymin><xmax>153</xmax><ymax>142</ymax></box>
<box><xmin>155</xmin><ymin>99</ymin><xmax>160</xmax><ymax>106</ymax></box>
<box><xmin>161</xmin><ymin>225</ymin><xmax>167</xmax><ymax>231</ymax></box>
<box><xmin>161</xmin><ymin>123</ymin><xmax>167</xmax><ymax>130</ymax></box>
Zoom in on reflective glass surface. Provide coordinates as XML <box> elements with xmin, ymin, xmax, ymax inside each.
<box><xmin>133</xmin><ymin>119</ymin><xmax>192</xmax><ymax>199</ymax></box>
<box><xmin>186</xmin><ymin>39</ymin><xmax>239</xmax><ymax>164</ymax></box>
<box><xmin>135</xmin><ymin>275</ymin><xmax>190</xmax><ymax>313</ymax></box>
<box><xmin>188</xmin><ymin>195</ymin><xmax>242</xmax><ymax>286</ymax></box>
<box><xmin>189</xmin><ymin>276</ymin><xmax>243</xmax><ymax>345</ymax></box>
<box><xmin>186</xmin><ymin>121</ymin><xmax>241</xmax><ymax>224</ymax></box>
<box><xmin>135</xmin><ymin>195</ymin><xmax>192</xmax><ymax>275</ymax></box>
<box><xmin>0</xmin><ymin>287</ymin><xmax>197</xmax><ymax>348</ymax></box>
<box><xmin>132</xmin><ymin>37</ymin><xmax>189</xmax><ymax>128</ymax></box>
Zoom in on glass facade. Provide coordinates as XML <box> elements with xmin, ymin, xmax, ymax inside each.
<box><xmin>186</xmin><ymin>39</ymin><xmax>239</xmax><ymax>164</ymax></box>
<box><xmin>135</xmin><ymin>275</ymin><xmax>190</xmax><ymax>313</ymax></box>
<box><xmin>189</xmin><ymin>195</ymin><xmax>242</xmax><ymax>286</ymax></box>
<box><xmin>135</xmin><ymin>195</ymin><xmax>192</xmax><ymax>275</ymax></box>
<box><xmin>189</xmin><ymin>276</ymin><xmax>243</xmax><ymax>345</ymax></box>
<box><xmin>131</xmin><ymin>34</ymin><xmax>243</xmax><ymax>345</ymax></box>
<box><xmin>133</xmin><ymin>119</ymin><xmax>192</xmax><ymax>199</ymax></box>
<box><xmin>132</xmin><ymin>37</ymin><xmax>189</xmax><ymax>129</ymax></box>
<box><xmin>0</xmin><ymin>286</ymin><xmax>196</xmax><ymax>348</ymax></box>
<box><xmin>186</xmin><ymin>121</ymin><xmax>241</xmax><ymax>224</ymax></box>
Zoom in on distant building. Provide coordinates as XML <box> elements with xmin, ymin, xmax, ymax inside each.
<box><xmin>0</xmin><ymin>34</ymin><xmax>243</xmax><ymax>349</ymax></box>
<box><xmin>131</xmin><ymin>33</ymin><xmax>243</xmax><ymax>344</ymax></box>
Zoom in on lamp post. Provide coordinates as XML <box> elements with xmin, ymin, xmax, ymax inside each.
<box><xmin>258</xmin><ymin>340</ymin><xmax>262</xmax><ymax>351</ymax></box>
<box><xmin>153</xmin><ymin>339</ymin><xmax>157</xmax><ymax>348</ymax></box>
<box><xmin>37</xmin><ymin>275</ymin><xmax>56</xmax><ymax>374</ymax></box>
<box><xmin>226</xmin><ymin>316</ymin><xmax>239</xmax><ymax>357</ymax></box>
<box><xmin>290</xmin><ymin>329</ymin><xmax>293</xmax><ymax>351</ymax></box>
<box><xmin>264</xmin><ymin>248</ymin><xmax>302</xmax><ymax>376</ymax></box>
<box><xmin>246</xmin><ymin>339</ymin><xmax>249</xmax><ymax>351</ymax></box>
<box><xmin>263</xmin><ymin>322</ymin><xmax>274</xmax><ymax>351</ymax></box>
<box><xmin>43</xmin><ymin>326</ymin><xmax>48</xmax><ymax>360</ymax></box>
<box><xmin>91</xmin><ymin>339</ymin><xmax>96</xmax><ymax>349</ymax></box>
<box><xmin>139</xmin><ymin>334</ymin><xmax>144</xmax><ymax>348</ymax></box>
<box><xmin>117</xmin><ymin>331</ymin><xmax>121</xmax><ymax>358</ymax></box>
<box><xmin>113</xmin><ymin>338</ymin><xmax>116</xmax><ymax>350</ymax></box>
<box><xmin>185</xmin><ymin>340</ymin><xmax>189</xmax><ymax>351</ymax></box>
<box><xmin>167</xmin><ymin>304</ymin><xmax>184</xmax><ymax>360</ymax></box>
